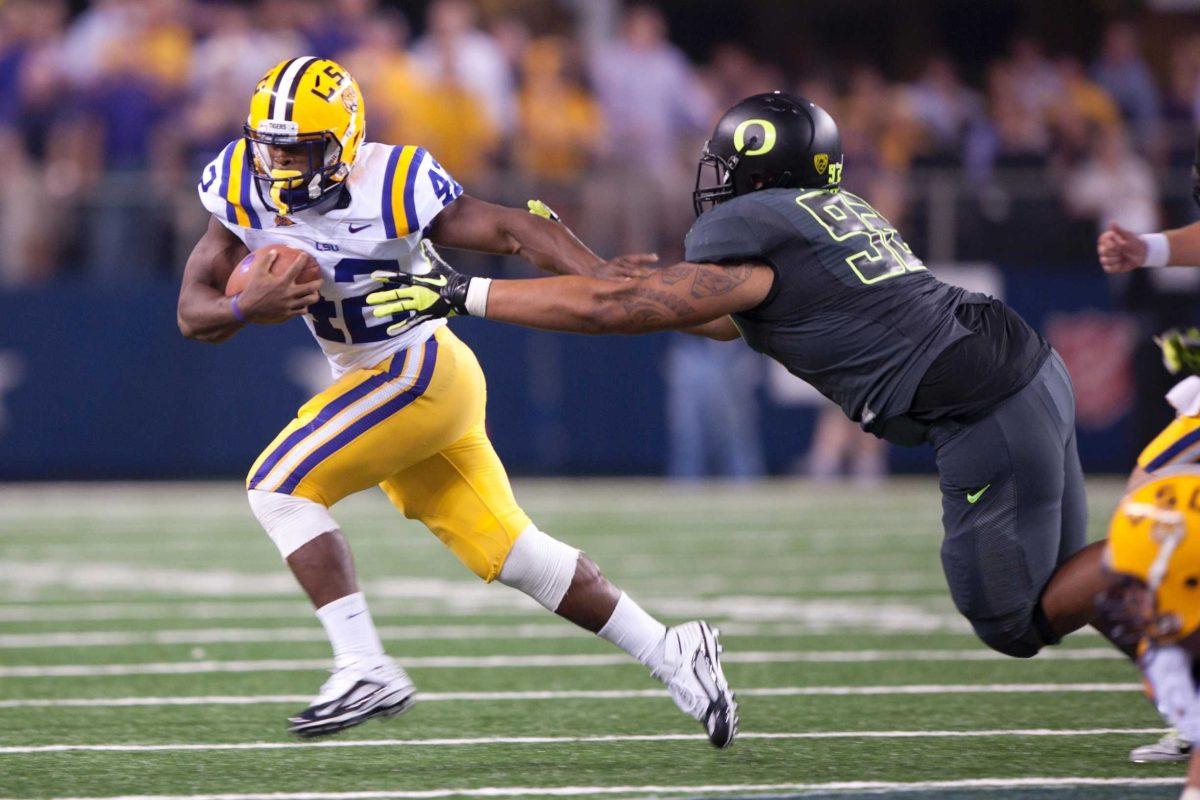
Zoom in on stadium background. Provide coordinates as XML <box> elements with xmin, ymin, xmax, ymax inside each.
<box><xmin>1</xmin><ymin>0</ymin><xmax>1199</xmax><ymax>480</ymax></box>
<box><xmin>5</xmin><ymin>3</ymin><xmax>1200</xmax><ymax>799</ymax></box>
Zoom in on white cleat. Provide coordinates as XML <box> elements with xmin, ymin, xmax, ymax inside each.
<box><xmin>1130</xmin><ymin>730</ymin><xmax>1191</xmax><ymax>763</ymax></box>
<box><xmin>287</xmin><ymin>654</ymin><xmax>417</xmax><ymax>737</ymax></box>
<box><xmin>660</xmin><ymin>620</ymin><xmax>739</xmax><ymax>748</ymax></box>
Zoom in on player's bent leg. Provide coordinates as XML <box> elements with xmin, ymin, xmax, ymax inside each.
<box><xmin>247</xmin><ymin>490</ymin><xmax>415</xmax><ymax>736</ymax></box>
<box><xmin>382</xmin><ymin>425</ymin><xmax>738</xmax><ymax>747</ymax></box>
<box><xmin>933</xmin><ymin>354</ymin><xmax>1089</xmax><ymax>659</ymax></box>
<box><xmin>493</xmin><ymin>523</ymin><xmax>735</xmax><ymax>744</ymax></box>
<box><xmin>242</xmin><ymin>336</ymin><xmax>463</xmax><ymax>737</ymax></box>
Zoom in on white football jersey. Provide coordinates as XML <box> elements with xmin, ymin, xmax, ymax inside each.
<box><xmin>198</xmin><ymin>139</ymin><xmax>464</xmax><ymax>377</ymax></box>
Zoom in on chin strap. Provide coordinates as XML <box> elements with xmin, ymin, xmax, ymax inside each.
<box><xmin>268</xmin><ymin>168</ymin><xmax>305</xmax><ymax>215</ymax></box>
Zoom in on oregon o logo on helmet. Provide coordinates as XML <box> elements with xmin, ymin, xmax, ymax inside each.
<box><xmin>733</xmin><ymin>119</ymin><xmax>776</xmax><ymax>156</ymax></box>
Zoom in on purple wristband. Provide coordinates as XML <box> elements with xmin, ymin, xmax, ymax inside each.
<box><xmin>230</xmin><ymin>293</ymin><xmax>247</xmax><ymax>324</ymax></box>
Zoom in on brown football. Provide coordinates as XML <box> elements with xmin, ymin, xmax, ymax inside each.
<box><xmin>225</xmin><ymin>244</ymin><xmax>320</xmax><ymax>297</ymax></box>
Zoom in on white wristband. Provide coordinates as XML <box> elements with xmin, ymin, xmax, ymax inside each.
<box><xmin>1141</xmin><ymin>232</ymin><xmax>1170</xmax><ymax>267</ymax></box>
<box><xmin>1179</xmin><ymin>787</ymin><xmax>1200</xmax><ymax>800</ymax></box>
<box><xmin>464</xmin><ymin>277</ymin><xmax>492</xmax><ymax>317</ymax></box>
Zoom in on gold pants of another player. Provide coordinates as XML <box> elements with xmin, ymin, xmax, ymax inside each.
<box><xmin>247</xmin><ymin>326</ymin><xmax>531</xmax><ymax>581</ymax></box>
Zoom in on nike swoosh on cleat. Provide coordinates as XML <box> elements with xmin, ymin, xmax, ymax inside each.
<box><xmin>348</xmin><ymin>224</ymin><xmax>372</xmax><ymax>233</ymax></box>
<box><xmin>967</xmin><ymin>485</ymin><xmax>991</xmax><ymax>504</ymax></box>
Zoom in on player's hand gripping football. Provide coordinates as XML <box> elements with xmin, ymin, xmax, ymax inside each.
<box><xmin>367</xmin><ymin>241</ymin><xmax>473</xmax><ymax>336</ymax></box>
<box><xmin>238</xmin><ymin>248</ymin><xmax>323</xmax><ymax>324</ymax></box>
<box><xmin>1097</xmin><ymin>222</ymin><xmax>1148</xmax><ymax>274</ymax></box>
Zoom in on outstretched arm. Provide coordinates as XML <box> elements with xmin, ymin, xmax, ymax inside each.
<box><xmin>427</xmin><ymin>195</ymin><xmax>605</xmax><ymax>277</ymax></box>
<box><xmin>483</xmin><ymin>261</ymin><xmax>773</xmax><ymax>334</ymax></box>
<box><xmin>367</xmin><ymin>245</ymin><xmax>774</xmax><ymax>337</ymax></box>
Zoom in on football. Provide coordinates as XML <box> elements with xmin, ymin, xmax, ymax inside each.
<box><xmin>225</xmin><ymin>244</ymin><xmax>320</xmax><ymax>297</ymax></box>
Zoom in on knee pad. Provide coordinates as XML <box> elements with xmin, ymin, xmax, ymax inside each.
<box><xmin>496</xmin><ymin>525</ymin><xmax>579</xmax><ymax>611</ymax></box>
<box><xmin>970</xmin><ymin>607</ymin><xmax>1054</xmax><ymax>659</ymax></box>
<box><xmin>248</xmin><ymin>489</ymin><xmax>339</xmax><ymax>559</ymax></box>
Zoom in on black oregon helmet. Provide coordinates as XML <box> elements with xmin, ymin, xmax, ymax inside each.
<box><xmin>693</xmin><ymin>91</ymin><xmax>843</xmax><ymax>216</ymax></box>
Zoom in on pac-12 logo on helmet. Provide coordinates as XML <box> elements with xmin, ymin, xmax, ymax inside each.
<box><xmin>244</xmin><ymin>57</ymin><xmax>366</xmax><ymax>215</ymax></box>
<box><xmin>693</xmin><ymin>91</ymin><xmax>843</xmax><ymax>216</ymax></box>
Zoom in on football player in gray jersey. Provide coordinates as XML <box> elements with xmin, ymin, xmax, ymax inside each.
<box><xmin>369</xmin><ymin>92</ymin><xmax>1122</xmax><ymax>663</ymax></box>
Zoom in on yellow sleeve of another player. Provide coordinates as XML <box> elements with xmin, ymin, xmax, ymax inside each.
<box><xmin>1138</xmin><ymin>415</ymin><xmax>1200</xmax><ymax>473</ymax></box>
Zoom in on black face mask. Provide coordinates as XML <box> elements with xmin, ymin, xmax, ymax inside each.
<box><xmin>244</xmin><ymin>127</ymin><xmax>344</xmax><ymax>214</ymax></box>
<box><xmin>693</xmin><ymin>143</ymin><xmax>739</xmax><ymax>217</ymax></box>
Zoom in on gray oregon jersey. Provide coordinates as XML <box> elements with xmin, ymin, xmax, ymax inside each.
<box><xmin>684</xmin><ymin>187</ymin><xmax>975</xmax><ymax>430</ymax></box>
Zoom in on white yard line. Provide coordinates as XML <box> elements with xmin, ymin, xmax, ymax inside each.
<box><xmin>0</xmin><ymin>648</ymin><xmax>1126</xmax><ymax>678</ymax></box>
<box><xmin>0</xmin><ymin>616</ymin><xmax>995</xmax><ymax>649</ymax></box>
<box><xmin>0</xmin><ymin>728</ymin><xmax>1170</xmax><ymax>755</ymax></box>
<box><xmin>0</xmin><ymin>626</ymin><xmax>595</xmax><ymax>648</ymax></box>
<box><xmin>0</xmin><ymin>595</ymin><xmax>966</xmax><ymax>629</ymax></box>
<box><xmin>0</xmin><ymin>563</ymin><xmax>952</xmax><ymax>611</ymax></box>
<box><xmin>0</xmin><ymin>777</ymin><xmax>1183</xmax><ymax>800</ymax></box>
<box><xmin>0</xmin><ymin>683</ymin><xmax>1144</xmax><ymax>709</ymax></box>
<box><xmin>0</xmin><ymin>601</ymin><xmax>524</xmax><ymax>624</ymax></box>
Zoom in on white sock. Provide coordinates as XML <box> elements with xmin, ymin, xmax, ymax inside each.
<box><xmin>315</xmin><ymin>591</ymin><xmax>385</xmax><ymax>669</ymax></box>
<box><xmin>598</xmin><ymin>592</ymin><xmax>668</xmax><ymax>680</ymax></box>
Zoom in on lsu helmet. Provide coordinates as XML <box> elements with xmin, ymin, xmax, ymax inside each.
<box><xmin>245</xmin><ymin>57</ymin><xmax>365</xmax><ymax>215</ymax></box>
<box><xmin>1105</xmin><ymin>467</ymin><xmax>1200</xmax><ymax>645</ymax></box>
<box><xmin>693</xmin><ymin>91</ymin><xmax>843</xmax><ymax>216</ymax></box>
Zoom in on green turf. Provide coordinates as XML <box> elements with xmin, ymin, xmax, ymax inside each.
<box><xmin>0</xmin><ymin>479</ymin><xmax>1185</xmax><ymax>799</ymax></box>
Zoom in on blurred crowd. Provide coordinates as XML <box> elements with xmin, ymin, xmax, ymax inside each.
<box><xmin>3</xmin><ymin>0</ymin><xmax>1200</xmax><ymax>285</ymax></box>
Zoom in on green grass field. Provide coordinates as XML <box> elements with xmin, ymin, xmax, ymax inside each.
<box><xmin>0</xmin><ymin>478</ymin><xmax>1188</xmax><ymax>799</ymax></box>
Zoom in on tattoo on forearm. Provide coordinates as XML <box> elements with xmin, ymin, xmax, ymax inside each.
<box><xmin>617</xmin><ymin>287</ymin><xmax>696</xmax><ymax>324</ymax></box>
<box><xmin>657</xmin><ymin>264</ymin><xmax>693</xmax><ymax>285</ymax></box>
<box><xmin>599</xmin><ymin>261</ymin><xmax>759</xmax><ymax>329</ymax></box>
<box><xmin>688</xmin><ymin>264</ymin><xmax>753</xmax><ymax>298</ymax></box>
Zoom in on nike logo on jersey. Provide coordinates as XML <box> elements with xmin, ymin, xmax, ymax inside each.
<box><xmin>348</xmin><ymin>223</ymin><xmax>372</xmax><ymax>233</ymax></box>
<box><xmin>967</xmin><ymin>485</ymin><xmax>991</xmax><ymax>504</ymax></box>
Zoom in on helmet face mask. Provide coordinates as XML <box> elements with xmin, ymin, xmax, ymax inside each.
<box><xmin>692</xmin><ymin>143</ymin><xmax>738</xmax><ymax>216</ymax></box>
<box><xmin>244</xmin><ymin>126</ymin><xmax>344</xmax><ymax>214</ymax></box>
<box><xmin>1096</xmin><ymin>574</ymin><xmax>1182</xmax><ymax>647</ymax></box>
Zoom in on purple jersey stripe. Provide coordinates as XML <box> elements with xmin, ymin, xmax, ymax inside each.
<box><xmin>381</xmin><ymin>146</ymin><xmax>402</xmax><ymax>239</ymax></box>
<box><xmin>402</xmin><ymin>147</ymin><xmax>426</xmax><ymax>233</ymax></box>
<box><xmin>247</xmin><ymin>350</ymin><xmax>411</xmax><ymax>490</ymax></box>
<box><xmin>219</xmin><ymin>142</ymin><xmax>237</xmax><ymax>224</ymax></box>
<box><xmin>274</xmin><ymin>338</ymin><xmax>439</xmax><ymax>495</ymax></box>
<box><xmin>238</xmin><ymin>144</ymin><xmax>261</xmax><ymax>229</ymax></box>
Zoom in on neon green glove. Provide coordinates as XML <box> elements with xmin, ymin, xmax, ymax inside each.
<box><xmin>367</xmin><ymin>241</ymin><xmax>475</xmax><ymax>336</ymax></box>
<box><xmin>527</xmin><ymin>198</ymin><xmax>561</xmax><ymax>222</ymax></box>
<box><xmin>1157</xmin><ymin>327</ymin><xmax>1200</xmax><ymax>376</ymax></box>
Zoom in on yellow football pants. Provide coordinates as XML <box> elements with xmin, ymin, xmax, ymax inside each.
<box><xmin>246</xmin><ymin>326</ymin><xmax>532</xmax><ymax>581</ymax></box>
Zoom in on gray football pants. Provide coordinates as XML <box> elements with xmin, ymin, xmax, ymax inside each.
<box><xmin>929</xmin><ymin>351</ymin><xmax>1088</xmax><ymax>658</ymax></box>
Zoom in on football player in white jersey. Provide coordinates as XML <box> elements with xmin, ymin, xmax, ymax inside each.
<box><xmin>177</xmin><ymin>56</ymin><xmax>737</xmax><ymax>746</ymax></box>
